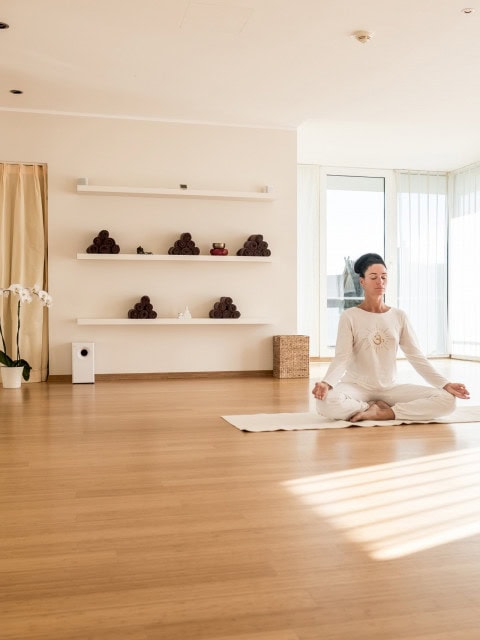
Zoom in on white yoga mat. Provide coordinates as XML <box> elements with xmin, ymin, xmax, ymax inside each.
<box><xmin>222</xmin><ymin>405</ymin><xmax>480</xmax><ymax>432</ymax></box>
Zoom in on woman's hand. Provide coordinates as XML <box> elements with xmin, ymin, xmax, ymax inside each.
<box><xmin>443</xmin><ymin>382</ymin><xmax>470</xmax><ymax>399</ymax></box>
<box><xmin>312</xmin><ymin>381</ymin><xmax>332</xmax><ymax>400</ymax></box>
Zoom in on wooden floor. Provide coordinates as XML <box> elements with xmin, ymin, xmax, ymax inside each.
<box><xmin>2</xmin><ymin>359</ymin><xmax>480</xmax><ymax>640</ymax></box>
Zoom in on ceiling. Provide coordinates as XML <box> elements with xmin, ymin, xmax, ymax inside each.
<box><xmin>1</xmin><ymin>0</ymin><xmax>479</xmax><ymax>170</ymax></box>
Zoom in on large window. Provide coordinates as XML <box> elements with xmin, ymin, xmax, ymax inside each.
<box><xmin>298</xmin><ymin>166</ymin><xmax>448</xmax><ymax>359</ymax></box>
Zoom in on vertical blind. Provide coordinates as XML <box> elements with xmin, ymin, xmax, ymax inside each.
<box><xmin>448</xmin><ymin>163</ymin><xmax>480</xmax><ymax>359</ymax></box>
<box><xmin>297</xmin><ymin>164</ymin><xmax>320</xmax><ymax>356</ymax></box>
<box><xmin>396</xmin><ymin>171</ymin><xmax>448</xmax><ymax>356</ymax></box>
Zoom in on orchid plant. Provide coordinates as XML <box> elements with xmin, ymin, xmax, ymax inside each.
<box><xmin>0</xmin><ymin>284</ymin><xmax>53</xmax><ymax>381</ymax></box>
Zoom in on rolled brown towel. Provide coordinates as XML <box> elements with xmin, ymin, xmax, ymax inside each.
<box><xmin>98</xmin><ymin>229</ymin><xmax>109</xmax><ymax>239</ymax></box>
<box><xmin>111</xmin><ymin>244</ymin><xmax>120</xmax><ymax>253</ymax></box>
<box><xmin>99</xmin><ymin>245</ymin><xmax>111</xmax><ymax>253</ymax></box>
<box><xmin>232</xmin><ymin>310</ymin><xmax>241</xmax><ymax>318</ymax></box>
<box><xmin>213</xmin><ymin>309</ymin><xmax>223</xmax><ymax>318</ymax></box>
<box><xmin>141</xmin><ymin>296</ymin><xmax>150</xmax><ymax>304</ymax></box>
<box><xmin>86</xmin><ymin>244</ymin><xmax>99</xmax><ymax>253</ymax></box>
<box><xmin>93</xmin><ymin>236</ymin><xmax>102</xmax><ymax>246</ymax></box>
<box><xmin>148</xmin><ymin>310</ymin><xmax>157</xmax><ymax>319</ymax></box>
<box><xmin>180</xmin><ymin>232</ymin><xmax>192</xmax><ymax>242</ymax></box>
<box><xmin>193</xmin><ymin>247</ymin><xmax>200</xmax><ymax>255</ymax></box>
<box><xmin>220</xmin><ymin>296</ymin><xmax>233</xmax><ymax>305</ymax></box>
<box><xmin>176</xmin><ymin>240</ymin><xmax>187</xmax><ymax>249</ymax></box>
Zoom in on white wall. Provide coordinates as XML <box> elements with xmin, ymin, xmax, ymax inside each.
<box><xmin>1</xmin><ymin>112</ymin><xmax>297</xmax><ymax>375</ymax></box>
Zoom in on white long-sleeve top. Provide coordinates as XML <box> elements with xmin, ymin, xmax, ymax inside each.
<box><xmin>323</xmin><ymin>307</ymin><xmax>449</xmax><ymax>391</ymax></box>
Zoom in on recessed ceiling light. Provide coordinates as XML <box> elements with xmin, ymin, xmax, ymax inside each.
<box><xmin>461</xmin><ymin>7</ymin><xmax>475</xmax><ymax>13</ymax></box>
<box><xmin>352</xmin><ymin>30</ymin><xmax>374</xmax><ymax>43</ymax></box>
<box><xmin>0</xmin><ymin>21</ymin><xmax>10</xmax><ymax>29</ymax></box>
<box><xmin>10</xmin><ymin>89</ymin><xmax>23</xmax><ymax>95</ymax></box>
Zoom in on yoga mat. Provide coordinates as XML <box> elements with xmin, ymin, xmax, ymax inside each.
<box><xmin>222</xmin><ymin>405</ymin><xmax>480</xmax><ymax>432</ymax></box>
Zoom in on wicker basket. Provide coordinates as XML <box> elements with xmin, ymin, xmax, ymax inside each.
<box><xmin>273</xmin><ymin>335</ymin><xmax>310</xmax><ymax>378</ymax></box>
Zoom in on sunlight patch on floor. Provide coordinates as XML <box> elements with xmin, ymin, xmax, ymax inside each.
<box><xmin>283</xmin><ymin>447</ymin><xmax>480</xmax><ymax>560</ymax></box>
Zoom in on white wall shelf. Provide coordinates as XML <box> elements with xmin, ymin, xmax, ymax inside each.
<box><xmin>76</xmin><ymin>253</ymin><xmax>272</xmax><ymax>262</ymax></box>
<box><xmin>77</xmin><ymin>318</ymin><xmax>272</xmax><ymax>325</ymax></box>
<box><xmin>76</xmin><ymin>184</ymin><xmax>274</xmax><ymax>201</ymax></box>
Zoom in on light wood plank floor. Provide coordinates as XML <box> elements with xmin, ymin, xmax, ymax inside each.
<box><xmin>2</xmin><ymin>359</ymin><xmax>480</xmax><ymax>640</ymax></box>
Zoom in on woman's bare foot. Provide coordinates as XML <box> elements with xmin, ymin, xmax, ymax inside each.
<box><xmin>375</xmin><ymin>400</ymin><xmax>393</xmax><ymax>411</ymax></box>
<box><xmin>350</xmin><ymin>400</ymin><xmax>395</xmax><ymax>422</ymax></box>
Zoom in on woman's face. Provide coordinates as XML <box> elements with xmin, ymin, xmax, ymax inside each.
<box><xmin>360</xmin><ymin>263</ymin><xmax>388</xmax><ymax>296</ymax></box>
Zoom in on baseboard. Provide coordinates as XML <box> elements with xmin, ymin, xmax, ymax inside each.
<box><xmin>48</xmin><ymin>370</ymin><xmax>273</xmax><ymax>383</ymax></box>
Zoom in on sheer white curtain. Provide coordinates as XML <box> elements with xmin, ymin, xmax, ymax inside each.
<box><xmin>396</xmin><ymin>171</ymin><xmax>448</xmax><ymax>356</ymax></box>
<box><xmin>448</xmin><ymin>162</ymin><xmax>480</xmax><ymax>359</ymax></box>
<box><xmin>297</xmin><ymin>165</ymin><xmax>320</xmax><ymax>356</ymax></box>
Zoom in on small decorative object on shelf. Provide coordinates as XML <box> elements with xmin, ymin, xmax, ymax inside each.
<box><xmin>236</xmin><ymin>234</ymin><xmax>271</xmax><ymax>257</ymax></box>
<box><xmin>168</xmin><ymin>232</ymin><xmax>200</xmax><ymax>255</ymax></box>
<box><xmin>208</xmin><ymin>296</ymin><xmax>241</xmax><ymax>319</ymax></box>
<box><xmin>210</xmin><ymin>242</ymin><xmax>229</xmax><ymax>256</ymax></box>
<box><xmin>179</xmin><ymin>184</ymin><xmax>188</xmax><ymax>189</ymax></box>
<box><xmin>127</xmin><ymin>295</ymin><xmax>158</xmax><ymax>319</ymax></box>
<box><xmin>136</xmin><ymin>246</ymin><xmax>153</xmax><ymax>255</ymax></box>
<box><xmin>86</xmin><ymin>229</ymin><xmax>120</xmax><ymax>254</ymax></box>
<box><xmin>178</xmin><ymin>305</ymin><xmax>192</xmax><ymax>320</ymax></box>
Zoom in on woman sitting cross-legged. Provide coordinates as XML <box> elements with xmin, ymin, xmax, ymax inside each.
<box><xmin>312</xmin><ymin>252</ymin><xmax>470</xmax><ymax>423</ymax></box>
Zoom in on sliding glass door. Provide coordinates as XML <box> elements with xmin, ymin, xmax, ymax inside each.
<box><xmin>325</xmin><ymin>175</ymin><xmax>386</xmax><ymax>349</ymax></box>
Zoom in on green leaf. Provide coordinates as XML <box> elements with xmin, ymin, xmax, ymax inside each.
<box><xmin>16</xmin><ymin>359</ymin><xmax>32</xmax><ymax>381</ymax></box>
<box><xmin>0</xmin><ymin>351</ymin><xmax>14</xmax><ymax>367</ymax></box>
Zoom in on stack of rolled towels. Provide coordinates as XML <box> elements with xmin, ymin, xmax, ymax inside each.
<box><xmin>236</xmin><ymin>234</ymin><xmax>271</xmax><ymax>256</ymax></box>
<box><xmin>86</xmin><ymin>229</ymin><xmax>120</xmax><ymax>254</ymax></box>
<box><xmin>168</xmin><ymin>232</ymin><xmax>200</xmax><ymax>255</ymax></box>
<box><xmin>127</xmin><ymin>295</ymin><xmax>158</xmax><ymax>319</ymax></box>
<box><xmin>209</xmin><ymin>296</ymin><xmax>241</xmax><ymax>319</ymax></box>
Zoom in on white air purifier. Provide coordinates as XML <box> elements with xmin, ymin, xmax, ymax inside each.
<box><xmin>72</xmin><ymin>342</ymin><xmax>95</xmax><ymax>383</ymax></box>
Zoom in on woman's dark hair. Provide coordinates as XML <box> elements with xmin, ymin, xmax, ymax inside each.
<box><xmin>354</xmin><ymin>253</ymin><xmax>386</xmax><ymax>278</ymax></box>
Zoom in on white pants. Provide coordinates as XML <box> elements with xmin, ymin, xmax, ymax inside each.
<box><xmin>316</xmin><ymin>382</ymin><xmax>456</xmax><ymax>422</ymax></box>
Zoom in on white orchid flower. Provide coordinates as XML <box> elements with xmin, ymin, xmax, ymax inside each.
<box><xmin>37</xmin><ymin>290</ymin><xmax>52</xmax><ymax>306</ymax></box>
<box><xmin>19</xmin><ymin>288</ymin><xmax>33</xmax><ymax>303</ymax></box>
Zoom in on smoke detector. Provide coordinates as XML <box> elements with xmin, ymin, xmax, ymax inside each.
<box><xmin>352</xmin><ymin>30</ymin><xmax>374</xmax><ymax>43</ymax></box>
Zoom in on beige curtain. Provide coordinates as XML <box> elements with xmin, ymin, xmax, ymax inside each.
<box><xmin>0</xmin><ymin>163</ymin><xmax>49</xmax><ymax>382</ymax></box>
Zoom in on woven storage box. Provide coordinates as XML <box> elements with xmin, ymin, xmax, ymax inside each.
<box><xmin>273</xmin><ymin>335</ymin><xmax>309</xmax><ymax>378</ymax></box>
